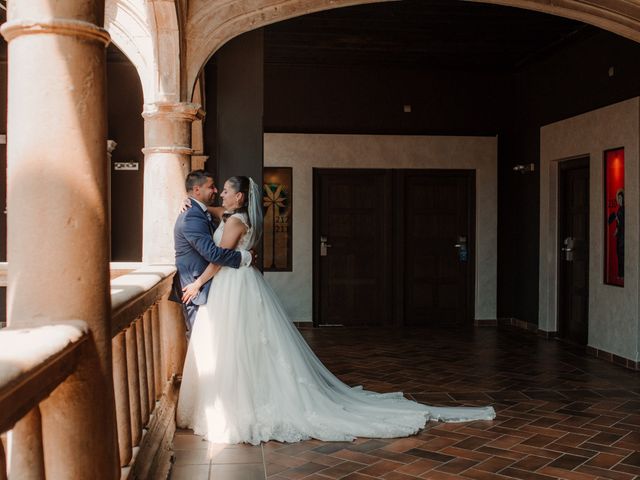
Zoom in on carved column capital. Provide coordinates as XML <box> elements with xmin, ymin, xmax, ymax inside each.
<box><xmin>1</xmin><ymin>19</ymin><xmax>110</xmax><ymax>45</ymax></box>
<box><xmin>142</xmin><ymin>102</ymin><xmax>206</xmax><ymax>156</ymax></box>
<box><xmin>142</xmin><ymin>102</ymin><xmax>205</xmax><ymax>122</ymax></box>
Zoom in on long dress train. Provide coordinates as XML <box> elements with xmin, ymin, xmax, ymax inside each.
<box><xmin>177</xmin><ymin>213</ymin><xmax>495</xmax><ymax>445</ymax></box>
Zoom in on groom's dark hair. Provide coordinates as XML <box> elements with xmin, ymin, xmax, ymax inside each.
<box><xmin>186</xmin><ymin>170</ymin><xmax>214</xmax><ymax>192</ymax></box>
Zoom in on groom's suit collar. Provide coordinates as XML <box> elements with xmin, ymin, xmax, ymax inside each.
<box><xmin>189</xmin><ymin>196</ymin><xmax>208</xmax><ymax>213</ymax></box>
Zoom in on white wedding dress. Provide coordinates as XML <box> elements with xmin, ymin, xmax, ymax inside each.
<box><xmin>176</xmin><ymin>213</ymin><xmax>495</xmax><ymax>445</ymax></box>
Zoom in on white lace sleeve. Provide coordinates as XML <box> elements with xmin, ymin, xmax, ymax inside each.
<box><xmin>230</xmin><ymin>212</ymin><xmax>251</xmax><ymax>230</ymax></box>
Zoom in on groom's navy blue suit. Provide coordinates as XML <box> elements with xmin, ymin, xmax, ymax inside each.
<box><xmin>173</xmin><ymin>201</ymin><xmax>242</xmax><ymax>337</ymax></box>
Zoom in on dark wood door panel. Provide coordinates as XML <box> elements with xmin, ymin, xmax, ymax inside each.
<box><xmin>558</xmin><ymin>157</ymin><xmax>589</xmax><ymax>345</ymax></box>
<box><xmin>402</xmin><ymin>172</ymin><xmax>473</xmax><ymax>326</ymax></box>
<box><xmin>316</xmin><ymin>170</ymin><xmax>393</xmax><ymax>326</ymax></box>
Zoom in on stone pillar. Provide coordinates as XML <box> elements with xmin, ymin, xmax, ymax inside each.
<box><xmin>1</xmin><ymin>1</ymin><xmax>118</xmax><ymax>478</ymax></box>
<box><xmin>8</xmin><ymin>408</ymin><xmax>44</xmax><ymax>480</ymax></box>
<box><xmin>142</xmin><ymin>102</ymin><xmax>204</xmax><ymax>264</ymax></box>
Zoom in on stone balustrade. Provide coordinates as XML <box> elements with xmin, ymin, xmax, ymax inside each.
<box><xmin>0</xmin><ymin>264</ymin><xmax>187</xmax><ymax>479</ymax></box>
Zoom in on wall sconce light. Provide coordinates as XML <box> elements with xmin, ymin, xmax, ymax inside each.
<box><xmin>513</xmin><ymin>163</ymin><xmax>535</xmax><ymax>174</ymax></box>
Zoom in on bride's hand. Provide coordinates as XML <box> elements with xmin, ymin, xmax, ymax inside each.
<box><xmin>182</xmin><ymin>282</ymin><xmax>201</xmax><ymax>304</ymax></box>
<box><xmin>179</xmin><ymin>197</ymin><xmax>192</xmax><ymax>213</ymax></box>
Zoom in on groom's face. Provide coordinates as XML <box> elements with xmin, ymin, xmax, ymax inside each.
<box><xmin>195</xmin><ymin>177</ymin><xmax>218</xmax><ymax>206</ymax></box>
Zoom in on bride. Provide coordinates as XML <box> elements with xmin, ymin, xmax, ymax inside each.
<box><xmin>176</xmin><ymin>175</ymin><xmax>495</xmax><ymax>445</ymax></box>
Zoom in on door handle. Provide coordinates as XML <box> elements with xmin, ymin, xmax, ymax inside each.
<box><xmin>320</xmin><ymin>235</ymin><xmax>332</xmax><ymax>257</ymax></box>
<box><xmin>563</xmin><ymin>237</ymin><xmax>575</xmax><ymax>261</ymax></box>
<box><xmin>454</xmin><ymin>236</ymin><xmax>468</xmax><ymax>262</ymax></box>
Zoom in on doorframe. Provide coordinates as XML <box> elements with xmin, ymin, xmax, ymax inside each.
<box><xmin>313</xmin><ymin>167</ymin><xmax>476</xmax><ymax>327</ymax></box>
<box><xmin>557</xmin><ymin>156</ymin><xmax>590</xmax><ymax>342</ymax></box>
<box><xmin>540</xmin><ymin>154</ymin><xmax>591</xmax><ymax>334</ymax></box>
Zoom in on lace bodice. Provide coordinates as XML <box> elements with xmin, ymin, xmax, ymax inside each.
<box><xmin>213</xmin><ymin>212</ymin><xmax>253</xmax><ymax>250</ymax></box>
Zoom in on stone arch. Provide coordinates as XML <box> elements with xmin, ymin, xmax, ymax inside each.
<box><xmin>184</xmin><ymin>0</ymin><xmax>640</xmax><ymax>100</ymax></box>
<box><xmin>105</xmin><ymin>0</ymin><xmax>153</xmax><ymax>101</ymax></box>
<box><xmin>106</xmin><ymin>0</ymin><xmax>182</xmax><ymax>103</ymax></box>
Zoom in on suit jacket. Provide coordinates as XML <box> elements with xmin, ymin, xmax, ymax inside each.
<box><xmin>173</xmin><ymin>203</ymin><xmax>242</xmax><ymax>306</ymax></box>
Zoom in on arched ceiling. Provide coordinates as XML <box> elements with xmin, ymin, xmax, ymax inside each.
<box><xmin>184</xmin><ymin>0</ymin><xmax>640</xmax><ymax>96</ymax></box>
<box><xmin>263</xmin><ymin>0</ymin><xmax>593</xmax><ymax>71</ymax></box>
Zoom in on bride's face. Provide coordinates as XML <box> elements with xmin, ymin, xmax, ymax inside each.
<box><xmin>220</xmin><ymin>181</ymin><xmax>243</xmax><ymax>210</ymax></box>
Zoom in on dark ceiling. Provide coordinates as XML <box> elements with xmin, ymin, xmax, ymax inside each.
<box><xmin>264</xmin><ymin>0</ymin><xmax>595</xmax><ymax>71</ymax></box>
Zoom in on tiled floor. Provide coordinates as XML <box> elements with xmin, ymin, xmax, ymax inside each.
<box><xmin>170</xmin><ymin>325</ymin><xmax>640</xmax><ymax>480</ymax></box>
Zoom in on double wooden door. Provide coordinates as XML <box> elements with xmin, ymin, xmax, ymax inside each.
<box><xmin>314</xmin><ymin>169</ymin><xmax>475</xmax><ymax>327</ymax></box>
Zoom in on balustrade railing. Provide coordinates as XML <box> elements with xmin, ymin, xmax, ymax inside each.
<box><xmin>0</xmin><ymin>263</ymin><xmax>187</xmax><ymax>479</ymax></box>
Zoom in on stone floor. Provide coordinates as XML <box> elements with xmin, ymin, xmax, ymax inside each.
<box><xmin>169</xmin><ymin>325</ymin><xmax>640</xmax><ymax>480</ymax></box>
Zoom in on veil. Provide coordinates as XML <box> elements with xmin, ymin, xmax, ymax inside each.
<box><xmin>244</xmin><ymin>177</ymin><xmax>264</xmax><ymax>250</ymax></box>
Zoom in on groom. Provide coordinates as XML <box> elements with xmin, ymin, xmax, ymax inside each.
<box><xmin>172</xmin><ymin>169</ymin><xmax>253</xmax><ymax>338</ymax></box>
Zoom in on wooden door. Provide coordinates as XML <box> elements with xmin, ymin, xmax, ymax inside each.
<box><xmin>314</xmin><ymin>170</ymin><xmax>393</xmax><ymax>326</ymax></box>
<box><xmin>558</xmin><ymin>157</ymin><xmax>589</xmax><ymax>345</ymax></box>
<box><xmin>399</xmin><ymin>171</ymin><xmax>475</xmax><ymax>326</ymax></box>
<box><xmin>314</xmin><ymin>168</ymin><xmax>475</xmax><ymax>327</ymax></box>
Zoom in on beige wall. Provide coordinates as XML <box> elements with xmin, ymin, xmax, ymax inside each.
<box><xmin>264</xmin><ymin>133</ymin><xmax>497</xmax><ymax>323</ymax></box>
<box><xmin>540</xmin><ymin>97</ymin><xmax>640</xmax><ymax>362</ymax></box>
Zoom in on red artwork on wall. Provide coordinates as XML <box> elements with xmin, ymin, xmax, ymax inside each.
<box><xmin>604</xmin><ymin>147</ymin><xmax>624</xmax><ymax>287</ymax></box>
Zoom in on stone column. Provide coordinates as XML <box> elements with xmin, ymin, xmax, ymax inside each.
<box><xmin>7</xmin><ymin>408</ymin><xmax>44</xmax><ymax>480</ymax></box>
<box><xmin>142</xmin><ymin>102</ymin><xmax>204</xmax><ymax>264</ymax></box>
<box><xmin>1</xmin><ymin>1</ymin><xmax>118</xmax><ymax>478</ymax></box>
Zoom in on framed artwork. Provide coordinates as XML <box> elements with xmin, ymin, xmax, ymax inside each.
<box><xmin>263</xmin><ymin>167</ymin><xmax>293</xmax><ymax>271</ymax></box>
<box><xmin>604</xmin><ymin>147</ymin><xmax>624</xmax><ymax>287</ymax></box>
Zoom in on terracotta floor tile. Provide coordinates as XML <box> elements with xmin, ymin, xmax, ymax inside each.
<box><xmin>440</xmin><ymin>446</ymin><xmax>491</xmax><ymax>461</ymax></box>
<box><xmin>278</xmin><ymin>462</ymin><xmax>327</xmax><ymax>479</ymax></box>
<box><xmin>264</xmin><ymin>451</ymin><xmax>308</xmax><ymax>468</ymax></box>
<box><xmin>454</xmin><ymin>436</ymin><xmax>493</xmax><ymax>450</ymax></box>
<box><xmin>418</xmin><ymin>437</ymin><xmax>458</xmax><ymax>451</ymax></box>
<box><xmin>434</xmin><ymin>457</ymin><xmax>477</xmax><ymax>474</ymax></box>
<box><xmin>510</xmin><ymin>455</ymin><xmax>552</xmax><ymax>471</ymax></box>
<box><xmin>518</xmin><ymin>435</ymin><xmax>556</xmax><ymax>448</ymax></box>
<box><xmin>265</xmin><ymin>463</ymin><xmax>289</xmax><ymax>476</ymax></box>
<box><xmin>575</xmin><ymin>464</ymin><xmax>637</xmax><ymax>479</ymax></box>
<box><xmin>371</xmin><ymin>448</ymin><xmax>422</xmax><ymax>464</ymax></box>
<box><xmin>584</xmin><ymin>452</ymin><xmax>624</xmax><ymax>468</ymax></box>
<box><xmin>382</xmin><ymin>471</ymin><xmax>423</xmax><ymax>480</ymax></box>
<box><xmin>486</xmin><ymin>435</ymin><xmax>526</xmax><ymax>449</ymax></box>
<box><xmin>382</xmin><ymin>437</ymin><xmax>428</xmax><ymax>453</ymax></box>
<box><xmin>333</xmin><ymin>449</ymin><xmax>381</xmax><ymax>465</ymax></box>
<box><xmin>296</xmin><ymin>450</ymin><xmax>345</xmax><ymax>466</ymax></box>
<box><xmin>477</xmin><ymin>446</ymin><xmax>528</xmax><ymax>461</ymax></box>
<box><xmin>547</xmin><ymin>453</ymin><xmax>588</xmax><ymax>470</ymax></box>
<box><xmin>358</xmin><ymin>460</ymin><xmax>404</xmax><ymax>476</ymax></box>
<box><xmin>395</xmin><ymin>459</ymin><xmax>441</xmax><ymax>475</ymax></box>
<box><xmin>419</xmin><ymin>470</ymin><xmax>463</xmax><ymax>479</ymax></box>
<box><xmin>499</xmin><ymin>467</ymin><xmax>556</xmax><ymax>480</ymax></box>
<box><xmin>173</xmin><ymin>448</ymin><xmax>212</xmax><ymax>466</ymax></box>
<box><xmin>317</xmin><ymin>460</ymin><xmax>367</xmax><ymax>478</ymax></box>
<box><xmin>170</xmin><ymin>464</ymin><xmax>210</xmax><ymax>480</ymax></box>
<box><xmin>341</xmin><ymin>474</ymin><xmax>379</xmax><ymax>480</ymax></box>
<box><xmin>208</xmin><ymin>463</ymin><xmax>265</xmax><ymax>480</ymax></box>
<box><xmin>404</xmin><ymin>449</ymin><xmax>454</xmax><ymax>463</ymax></box>
<box><xmin>167</xmin><ymin>326</ymin><xmax>640</xmax><ymax>480</ymax></box>
<box><xmin>474</xmin><ymin>456</ymin><xmax>515</xmax><ymax>473</ymax></box>
<box><xmin>210</xmin><ymin>446</ymin><xmax>264</xmax><ymax>465</ymax></box>
<box><xmin>620</xmin><ymin>450</ymin><xmax>640</xmax><ymax>466</ymax></box>
<box><xmin>614</xmin><ymin>463</ymin><xmax>640</xmax><ymax>476</ymax></box>
<box><xmin>537</xmin><ymin>466</ymin><xmax>598</xmax><ymax>480</ymax></box>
